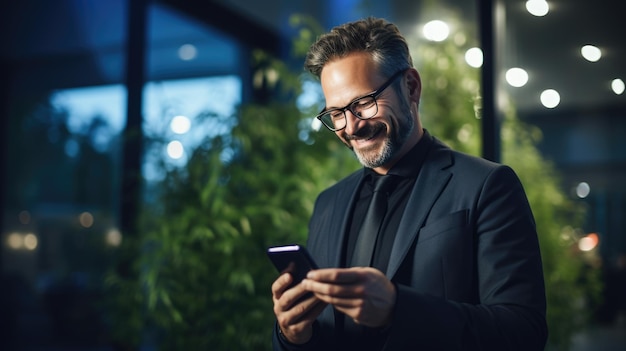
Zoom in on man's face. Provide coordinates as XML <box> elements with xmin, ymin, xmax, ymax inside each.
<box><xmin>320</xmin><ymin>52</ymin><xmax>416</xmax><ymax>171</ymax></box>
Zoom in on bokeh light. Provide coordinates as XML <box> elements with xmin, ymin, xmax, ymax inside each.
<box><xmin>178</xmin><ymin>44</ymin><xmax>197</xmax><ymax>61</ymax></box>
<box><xmin>611</xmin><ymin>78</ymin><xmax>625</xmax><ymax>95</ymax></box>
<box><xmin>576</xmin><ymin>182</ymin><xmax>591</xmax><ymax>198</ymax></box>
<box><xmin>581</xmin><ymin>45</ymin><xmax>602</xmax><ymax>62</ymax></box>
<box><xmin>7</xmin><ymin>233</ymin><xmax>23</xmax><ymax>249</ymax></box>
<box><xmin>423</xmin><ymin>20</ymin><xmax>450</xmax><ymax>42</ymax></box>
<box><xmin>23</xmin><ymin>233</ymin><xmax>38</xmax><ymax>250</ymax></box>
<box><xmin>505</xmin><ymin>68</ymin><xmax>529</xmax><ymax>87</ymax></box>
<box><xmin>465</xmin><ymin>47</ymin><xmax>483</xmax><ymax>68</ymax></box>
<box><xmin>171</xmin><ymin>115</ymin><xmax>191</xmax><ymax>134</ymax></box>
<box><xmin>106</xmin><ymin>228</ymin><xmax>123</xmax><ymax>247</ymax></box>
<box><xmin>167</xmin><ymin>140</ymin><xmax>185</xmax><ymax>159</ymax></box>
<box><xmin>540</xmin><ymin>89</ymin><xmax>560</xmax><ymax>108</ymax></box>
<box><xmin>79</xmin><ymin>212</ymin><xmax>94</xmax><ymax>228</ymax></box>
<box><xmin>579</xmin><ymin>233</ymin><xmax>599</xmax><ymax>252</ymax></box>
<box><xmin>526</xmin><ymin>0</ymin><xmax>549</xmax><ymax>17</ymax></box>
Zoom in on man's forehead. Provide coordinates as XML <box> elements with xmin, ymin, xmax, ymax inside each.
<box><xmin>320</xmin><ymin>60</ymin><xmax>384</xmax><ymax>107</ymax></box>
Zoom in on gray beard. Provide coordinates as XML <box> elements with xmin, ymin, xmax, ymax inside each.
<box><xmin>354</xmin><ymin>101</ymin><xmax>414</xmax><ymax>169</ymax></box>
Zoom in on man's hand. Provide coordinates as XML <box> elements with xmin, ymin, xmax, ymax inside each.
<box><xmin>272</xmin><ymin>272</ymin><xmax>327</xmax><ymax>344</ymax></box>
<box><xmin>302</xmin><ymin>267</ymin><xmax>396</xmax><ymax>327</ymax></box>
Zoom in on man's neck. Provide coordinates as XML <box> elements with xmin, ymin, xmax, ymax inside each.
<box><xmin>372</xmin><ymin>127</ymin><xmax>424</xmax><ymax>175</ymax></box>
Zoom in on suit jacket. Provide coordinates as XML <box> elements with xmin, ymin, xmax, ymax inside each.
<box><xmin>274</xmin><ymin>136</ymin><xmax>547</xmax><ymax>350</ymax></box>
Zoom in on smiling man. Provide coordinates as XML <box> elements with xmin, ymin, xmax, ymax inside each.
<box><xmin>271</xmin><ymin>17</ymin><xmax>547</xmax><ymax>351</ymax></box>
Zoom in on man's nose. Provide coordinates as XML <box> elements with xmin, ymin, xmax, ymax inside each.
<box><xmin>343</xmin><ymin>109</ymin><xmax>363</xmax><ymax>135</ymax></box>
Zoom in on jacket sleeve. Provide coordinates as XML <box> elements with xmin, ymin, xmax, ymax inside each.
<box><xmin>383</xmin><ymin>165</ymin><xmax>547</xmax><ymax>350</ymax></box>
<box><xmin>272</xmin><ymin>321</ymin><xmax>322</xmax><ymax>351</ymax></box>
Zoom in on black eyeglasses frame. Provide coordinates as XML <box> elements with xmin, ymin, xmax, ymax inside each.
<box><xmin>316</xmin><ymin>69</ymin><xmax>406</xmax><ymax>132</ymax></box>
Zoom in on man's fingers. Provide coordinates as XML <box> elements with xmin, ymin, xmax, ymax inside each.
<box><xmin>276</xmin><ymin>294</ymin><xmax>316</xmax><ymax>323</ymax></box>
<box><xmin>307</xmin><ymin>267</ymin><xmax>366</xmax><ymax>283</ymax></box>
<box><xmin>271</xmin><ymin>273</ymin><xmax>293</xmax><ymax>298</ymax></box>
<box><xmin>312</xmin><ymin>293</ymin><xmax>362</xmax><ymax>308</ymax></box>
<box><xmin>303</xmin><ymin>277</ymin><xmax>366</xmax><ymax>298</ymax></box>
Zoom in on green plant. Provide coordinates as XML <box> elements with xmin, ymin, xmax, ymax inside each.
<box><xmin>104</xmin><ymin>16</ymin><xmax>357</xmax><ymax>350</ymax></box>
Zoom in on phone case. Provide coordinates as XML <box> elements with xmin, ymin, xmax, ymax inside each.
<box><xmin>267</xmin><ymin>245</ymin><xmax>318</xmax><ymax>287</ymax></box>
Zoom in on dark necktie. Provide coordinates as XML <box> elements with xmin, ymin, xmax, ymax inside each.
<box><xmin>351</xmin><ymin>175</ymin><xmax>395</xmax><ymax>268</ymax></box>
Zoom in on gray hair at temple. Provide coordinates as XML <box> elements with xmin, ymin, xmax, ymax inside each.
<box><xmin>304</xmin><ymin>17</ymin><xmax>414</xmax><ymax>79</ymax></box>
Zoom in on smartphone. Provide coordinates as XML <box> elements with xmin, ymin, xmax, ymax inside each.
<box><xmin>267</xmin><ymin>244</ymin><xmax>318</xmax><ymax>288</ymax></box>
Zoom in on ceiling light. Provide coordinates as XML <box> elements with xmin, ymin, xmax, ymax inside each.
<box><xmin>465</xmin><ymin>47</ymin><xmax>483</xmax><ymax>68</ymax></box>
<box><xmin>611</xmin><ymin>79</ymin><xmax>625</xmax><ymax>95</ymax></box>
<box><xmin>540</xmin><ymin>89</ymin><xmax>560</xmax><ymax>108</ymax></box>
<box><xmin>526</xmin><ymin>0</ymin><xmax>549</xmax><ymax>17</ymax></box>
<box><xmin>423</xmin><ymin>20</ymin><xmax>450</xmax><ymax>42</ymax></box>
<box><xmin>581</xmin><ymin>45</ymin><xmax>602</xmax><ymax>62</ymax></box>
<box><xmin>505</xmin><ymin>68</ymin><xmax>529</xmax><ymax>87</ymax></box>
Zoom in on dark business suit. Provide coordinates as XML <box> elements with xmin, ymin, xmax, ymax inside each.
<box><xmin>274</xmin><ymin>136</ymin><xmax>547</xmax><ymax>350</ymax></box>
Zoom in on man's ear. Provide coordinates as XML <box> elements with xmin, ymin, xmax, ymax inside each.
<box><xmin>406</xmin><ymin>68</ymin><xmax>422</xmax><ymax>102</ymax></box>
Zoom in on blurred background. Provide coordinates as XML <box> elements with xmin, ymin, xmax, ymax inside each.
<box><xmin>0</xmin><ymin>0</ymin><xmax>624</xmax><ymax>350</ymax></box>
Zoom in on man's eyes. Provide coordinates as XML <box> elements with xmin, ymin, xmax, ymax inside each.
<box><xmin>351</xmin><ymin>98</ymin><xmax>374</xmax><ymax>109</ymax></box>
<box><xmin>329</xmin><ymin>110</ymin><xmax>344</xmax><ymax>119</ymax></box>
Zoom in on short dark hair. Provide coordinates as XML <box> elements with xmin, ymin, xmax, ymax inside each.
<box><xmin>304</xmin><ymin>17</ymin><xmax>413</xmax><ymax>79</ymax></box>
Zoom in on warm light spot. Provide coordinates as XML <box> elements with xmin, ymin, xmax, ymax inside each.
<box><xmin>505</xmin><ymin>68</ymin><xmax>529</xmax><ymax>87</ymax></box>
<box><xmin>465</xmin><ymin>47</ymin><xmax>483</xmax><ymax>68</ymax></box>
<box><xmin>106</xmin><ymin>228</ymin><xmax>123</xmax><ymax>247</ymax></box>
<box><xmin>23</xmin><ymin>233</ymin><xmax>38</xmax><ymax>250</ymax></box>
<box><xmin>423</xmin><ymin>20</ymin><xmax>450</xmax><ymax>42</ymax></box>
<box><xmin>265</xmin><ymin>68</ymin><xmax>279</xmax><ymax>86</ymax></box>
<box><xmin>540</xmin><ymin>89</ymin><xmax>560</xmax><ymax>108</ymax></box>
<box><xmin>581</xmin><ymin>45</ymin><xmax>602</xmax><ymax>62</ymax></box>
<box><xmin>7</xmin><ymin>233</ymin><xmax>23</xmax><ymax>249</ymax></box>
<box><xmin>79</xmin><ymin>212</ymin><xmax>94</xmax><ymax>228</ymax></box>
<box><xmin>18</xmin><ymin>210</ymin><xmax>31</xmax><ymax>224</ymax></box>
<box><xmin>578</xmin><ymin>233</ymin><xmax>599</xmax><ymax>252</ymax></box>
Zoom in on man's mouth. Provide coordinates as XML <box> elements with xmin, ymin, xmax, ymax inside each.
<box><xmin>346</xmin><ymin>123</ymin><xmax>386</xmax><ymax>143</ymax></box>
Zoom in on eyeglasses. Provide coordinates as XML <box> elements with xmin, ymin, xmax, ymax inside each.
<box><xmin>316</xmin><ymin>70</ymin><xmax>406</xmax><ymax>131</ymax></box>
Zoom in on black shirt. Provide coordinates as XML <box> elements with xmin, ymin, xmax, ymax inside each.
<box><xmin>342</xmin><ymin>130</ymin><xmax>434</xmax><ymax>272</ymax></box>
<box><xmin>337</xmin><ymin>131</ymin><xmax>434</xmax><ymax>350</ymax></box>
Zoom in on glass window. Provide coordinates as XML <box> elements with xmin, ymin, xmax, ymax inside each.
<box><xmin>1</xmin><ymin>1</ymin><xmax>244</xmax><ymax>349</ymax></box>
<box><xmin>142</xmin><ymin>75</ymin><xmax>242</xmax><ymax>182</ymax></box>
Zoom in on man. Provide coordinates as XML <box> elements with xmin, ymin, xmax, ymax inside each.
<box><xmin>271</xmin><ymin>17</ymin><xmax>547</xmax><ymax>350</ymax></box>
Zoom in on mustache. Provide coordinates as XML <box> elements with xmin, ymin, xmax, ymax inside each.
<box><xmin>343</xmin><ymin>122</ymin><xmax>385</xmax><ymax>141</ymax></box>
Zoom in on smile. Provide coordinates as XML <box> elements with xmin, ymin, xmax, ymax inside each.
<box><xmin>349</xmin><ymin>124</ymin><xmax>386</xmax><ymax>147</ymax></box>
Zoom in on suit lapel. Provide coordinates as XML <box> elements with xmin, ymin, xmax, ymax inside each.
<box><xmin>327</xmin><ymin>171</ymin><xmax>364</xmax><ymax>268</ymax></box>
<box><xmin>385</xmin><ymin>142</ymin><xmax>453</xmax><ymax>278</ymax></box>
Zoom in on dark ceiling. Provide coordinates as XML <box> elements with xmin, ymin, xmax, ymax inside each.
<box><xmin>1</xmin><ymin>0</ymin><xmax>624</xmax><ymax>118</ymax></box>
<box><xmin>186</xmin><ymin>0</ymin><xmax>626</xmax><ymax>117</ymax></box>
<box><xmin>497</xmin><ymin>0</ymin><xmax>626</xmax><ymax>115</ymax></box>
